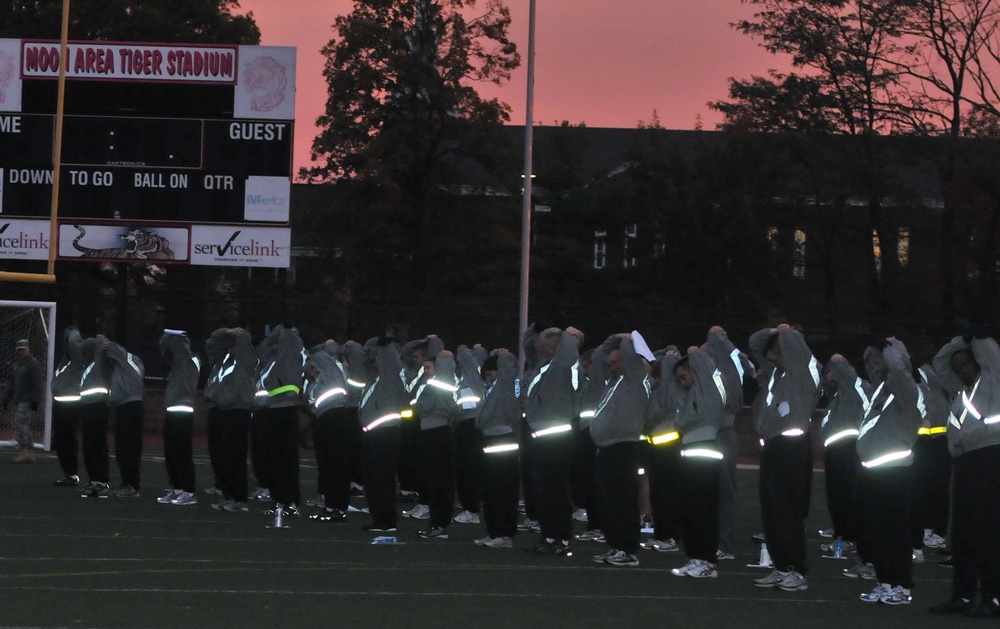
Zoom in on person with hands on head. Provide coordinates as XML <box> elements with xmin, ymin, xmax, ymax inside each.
<box><xmin>590</xmin><ymin>332</ymin><xmax>651</xmax><ymax>568</ymax></box>
<box><xmin>748</xmin><ymin>323</ymin><xmax>822</xmax><ymax>593</ymax></box>
<box><xmin>103</xmin><ymin>336</ymin><xmax>145</xmax><ymax>498</ymax></box>
<box><xmin>929</xmin><ymin>328</ymin><xmax>1000</xmax><ymax>617</ymax></box>
<box><xmin>669</xmin><ymin>345</ymin><xmax>726</xmax><ymax>578</ymax></box>
<box><xmin>77</xmin><ymin>336</ymin><xmax>113</xmax><ymax>496</ymax></box>
<box><xmin>641</xmin><ymin>345</ymin><xmax>685</xmax><ymax>554</ymax></box>
<box><xmin>854</xmin><ymin>337</ymin><xmax>922</xmax><ymax>606</ymax></box>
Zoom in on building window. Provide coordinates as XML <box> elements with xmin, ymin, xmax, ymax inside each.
<box><xmin>623</xmin><ymin>223</ymin><xmax>637</xmax><ymax>269</ymax></box>
<box><xmin>593</xmin><ymin>231</ymin><xmax>607</xmax><ymax>270</ymax></box>
<box><xmin>897</xmin><ymin>228</ymin><xmax>909</xmax><ymax>269</ymax></box>
<box><xmin>793</xmin><ymin>229</ymin><xmax>806</xmax><ymax>279</ymax></box>
<box><xmin>872</xmin><ymin>230</ymin><xmax>882</xmax><ymax>276</ymax></box>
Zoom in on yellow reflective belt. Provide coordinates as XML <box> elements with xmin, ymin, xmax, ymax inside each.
<box><xmin>918</xmin><ymin>426</ymin><xmax>947</xmax><ymax>436</ymax></box>
<box><xmin>268</xmin><ymin>384</ymin><xmax>301</xmax><ymax>397</ymax></box>
<box><xmin>648</xmin><ymin>431</ymin><xmax>680</xmax><ymax>445</ymax></box>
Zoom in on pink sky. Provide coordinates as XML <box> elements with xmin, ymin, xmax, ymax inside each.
<box><xmin>236</xmin><ymin>0</ymin><xmax>781</xmax><ymax>175</ymax></box>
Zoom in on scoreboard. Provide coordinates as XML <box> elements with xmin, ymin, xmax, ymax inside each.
<box><xmin>0</xmin><ymin>113</ymin><xmax>293</xmax><ymax>224</ymax></box>
<box><xmin>0</xmin><ymin>39</ymin><xmax>296</xmax><ymax>268</ymax></box>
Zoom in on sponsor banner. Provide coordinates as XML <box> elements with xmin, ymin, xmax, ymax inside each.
<box><xmin>58</xmin><ymin>223</ymin><xmax>189</xmax><ymax>262</ymax></box>
<box><xmin>20</xmin><ymin>40</ymin><xmax>238</xmax><ymax>85</ymax></box>
<box><xmin>234</xmin><ymin>45</ymin><xmax>295</xmax><ymax>120</ymax></box>
<box><xmin>243</xmin><ymin>175</ymin><xmax>290</xmax><ymax>222</ymax></box>
<box><xmin>0</xmin><ymin>39</ymin><xmax>22</xmax><ymax>113</ymax></box>
<box><xmin>0</xmin><ymin>218</ymin><xmax>50</xmax><ymax>260</ymax></box>
<box><xmin>190</xmin><ymin>225</ymin><xmax>290</xmax><ymax>268</ymax></box>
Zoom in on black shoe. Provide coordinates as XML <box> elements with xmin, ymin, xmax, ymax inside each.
<box><xmin>929</xmin><ymin>596</ymin><xmax>973</xmax><ymax>615</ymax></box>
<box><xmin>417</xmin><ymin>526</ymin><xmax>449</xmax><ymax>539</ymax></box>
<box><xmin>54</xmin><ymin>474</ymin><xmax>80</xmax><ymax>487</ymax></box>
<box><xmin>937</xmin><ymin>555</ymin><xmax>954</xmax><ymax>567</ymax></box>
<box><xmin>526</xmin><ymin>540</ymin><xmax>572</xmax><ymax>556</ymax></box>
<box><xmin>309</xmin><ymin>509</ymin><xmax>346</xmax><ymax>522</ymax></box>
<box><xmin>362</xmin><ymin>523</ymin><xmax>397</xmax><ymax>532</ymax></box>
<box><xmin>967</xmin><ymin>599</ymin><xmax>1000</xmax><ymax>618</ymax></box>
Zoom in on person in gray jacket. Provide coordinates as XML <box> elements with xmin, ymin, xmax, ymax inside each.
<box><xmin>205</xmin><ymin>327</ymin><xmax>256</xmax><ymax>511</ymax></box>
<box><xmin>304</xmin><ymin>340</ymin><xmax>354</xmax><ymax>521</ymax></box>
<box><xmin>51</xmin><ymin>327</ymin><xmax>84</xmax><ymax>484</ymax></box>
<box><xmin>103</xmin><ymin>337</ymin><xmax>145</xmax><ymax>497</ymax></box>
<box><xmin>854</xmin><ymin>338</ymin><xmax>921</xmax><ymax>606</ymax></box>
<box><xmin>158</xmin><ymin>330</ymin><xmax>200</xmax><ymax>506</ymax></box>
<box><xmin>929</xmin><ymin>331</ymin><xmax>1000</xmax><ymax>618</ymax></box>
<box><xmin>705</xmin><ymin>326</ymin><xmax>754</xmax><ymax>561</ymax></box>
<box><xmin>523</xmin><ymin>326</ymin><xmax>583</xmax><ymax>556</ymax></box>
<box><xmin>819</xmin><ymin>354</ymin><xmax>865</xmax><ymax>553</ymax></box>
<box><xmin>256</xmin><ymin>325</ymin><xmax>305</xmax><ymax>515</ymax></box>
<box><xmin>669</xmin><ymin>347</ymin><xmax>726</xmax><ymax>578</ymax></box>
<box><xmin>573</xmin><ymin>347</ymin><xmax>606</xmax><ymax>543</ymax></box>
<box><xmin>358</xmin><ymin>337</ymin><xmax>407</xmax><ymax>531</ymax></box>
<box><xmin>412</xmin><ymin>350</ymin><xmax>462</xmax><ymax>539</ymax></box>
<box><xmin>590</xmin><ymin>332</ymin><xmax>649</xmax><ymax>568</ymax></box>
<box><xmin>749</xmin><ymin>324</ymin><xmax>821</xmax><ymax>593</ymax></box>
<box><xmin>474</xmin><ymin>350</ymin><xmax>521</xmax><ymax>548</ymax></box>
<box><xmin>642</xmin><ymin>348</ymin><xmax>684</xmax><ymax>553</ymax></box>
<box><xmin>78</xmin><ymin>336</ymin><xmax>113</xmax><ymax>497</ymax></box>
<box><xmin>910</xmin><ymin>361</ymin><xmax>951</xmax><ymax>555</ymax></box>
<box><xmin>453</xmin><ymin>344</ymin><xmax>486</xmax><ymax>524</ymax></box>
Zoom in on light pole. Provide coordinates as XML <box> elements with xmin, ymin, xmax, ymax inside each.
<box><xmin>517</xmin><ymin>0</ymin><xmax>536</xmax><ymax>379</ymax></box>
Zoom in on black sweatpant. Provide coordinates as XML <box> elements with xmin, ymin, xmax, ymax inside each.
<box><xmin>206</xmin><ymin>407</ymin><xmax>224</xmax><ymax>491</ymax></box>
<box><xmin>113</xmin><ymin>400</ymin><xmax>144</xmax><ymax>490</ymax></box>
<box><xmin>249</xmin><ymin>410</ymin><xmax>269</xmax><ymax>490</ymax></box>
<box><xmin>52</xmin><ymin>400</ymin><xmax>80</xmax><ymax>477</ymax></box>
<box><xmin>218</xmin><ymin>408</ymin><xmax>250</xmax><ymax>502</ymax></box>
<box><xmin>645</xmin><ymin>439</ymin><xmax>684</xmax><ymax>542</ymax></box>
<box><xmin>531</xmin><ymin>429</ymin><xmax>575</xmax><ymax>542</ymax></box>
<box><xmin>759</xmin><ymin>434</ymin><xmax>812</xmax><ymax>575</ymax></box>
<box><xmin>571</xmin><ymin>426</ymin><xmax>599</xmax><ymax>530</ymax></box>
<box><xmin>80</xmin><ymin>401</ymin><xmax>110</xmax><ymax>484</ymax></box>
<box><xmin>454</xmin><ymin>418</ymin><xmax>484</xmax><ymax>513</ymax></box>
<box><xmin>482</xmin><ymin>433</ymin><xmax>520</xmax><ymax>539</ymax></box>
<box><xmin>859</xmin><ymin>464</ymin><xmax>914</xmax><ymax>588</ymax></box>
<box><xmin>260</xmin><ymin>405</ymin><xmax>300</xmax><ymax>507</ymax></box>
<box><xmin>951</xmin><ymin>445</ymin><xmax>1000</xmax><ymax>601</ymax></box>
<box><xmin>595</xmin><ymin>441</ymin><xmax>641</xmax><ymax>554</ymax></box>
<box><xmin>421</xmin><ymin>425</ymin><xmax>456</xmax><ymax>529</ymax></box>
<box><xmin>313</xmin><ymin>407</ymin><xmax>358</xmax><ymax>511</ymax></box>
<box><xmin>910</xmin><ymin>435</ymin><xmax>950</xmax><ymax>546</ymax></box>
<box><xmin>398</xmin><ymin>413</ymin><xmax>428</xmax><ymax>501</ymax></box>
<box><xmin>362</xmin><ymin>425</ymin><xmax>401</xmax><ymax>528</ymax></box>
<box><xmin>680</xmin><ymin>442</ymin><xmax>721</xmax><ymax>562</ymax></box>
<box><xmin>163</xmin><ymin>409</ymin><xmax>195</xmax><ymax>492</ymax></box>
<box><xmin>824</xmin><ymin>437</ymin><xmax>861</xmax><ymax>543</ymax></box>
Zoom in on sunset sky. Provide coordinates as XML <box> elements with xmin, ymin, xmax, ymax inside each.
<box><xmin>235</xmin><ymin>0</ymin><xmax>784</xmax><ymax>174</ymax></box>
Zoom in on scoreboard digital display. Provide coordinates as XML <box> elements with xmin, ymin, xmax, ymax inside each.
<box><xmin>0</xmin><ymin>113</ymin><xmax>292</xmax><ymax>224</ymax></box>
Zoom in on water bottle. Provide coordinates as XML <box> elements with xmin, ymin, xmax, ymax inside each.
<box><xmin>834</xmin><ymin>537</ymin><xmax>844</xmax><ymax>558</ymax></box>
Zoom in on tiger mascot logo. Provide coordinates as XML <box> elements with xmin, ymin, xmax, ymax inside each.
<box><xmin>72</xmin><ymin>225</ymin><xmax>175</xmax><ymax>260</ymax></box>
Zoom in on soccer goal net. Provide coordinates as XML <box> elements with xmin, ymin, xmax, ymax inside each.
<box><xmin>0</xmin><ymin>301</ymin><xmax>56</xmax><ymax>450</ymax></box>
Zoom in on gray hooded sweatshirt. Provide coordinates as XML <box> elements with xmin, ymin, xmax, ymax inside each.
<box><xmin>52</xmin><ymin>327</ymin><xmax>83</xmax><ymax>401</ymax></box>
<box><xmin>159</xmin><ymin>332</ymin><xmax>199</xmax><ymax>409</ymax></box>
<box><xmin>204</xmin><ymin>328</ymin><xmax>256</xmax><ymax>411</ymax></box>
<box><xmin>589</xmin><ymin>335</ymin><xmax>649</xmax><ymax>448</ymax></box>
<box><xmin>106</xmin><ymin>340</ymin><xmax>144</xmax><ymax>406</ymax></box>
<box><xmin>820</xmin><ymin>358</ymin><xmax>867</xmax><ymax>447</ymax></box>
<box><xmin>305</xmin><ymin>343</ymin><xmax>349</xmax><ymax>416</ymax></box>
<box><xmin>476</xmin><ymin>352</ymin><xmax>520</xmax><ymax>437</ymax></box>
<box><xmin>933</xmin><ymin>335</ymin><xmax>1000</xmax><ymax>457</ymax></box>
<box><xmin>855</xmin><ymin>339</ymin><xmax>921</xmax><ymax>468</ymax></box>
<box><xmin>749</xmin><ymin>327</ymin><xmax>821</xmax><ymax>441</ymax></box>
<box><xmin>674</xmin><ymin>350</ymin><xmax>726</xmax><ymax>446</ymax></box>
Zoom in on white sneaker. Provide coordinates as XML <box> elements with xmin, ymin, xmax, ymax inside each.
<box><xmin>776</xmin><ymin>570</ymin><xmax>808</xmax><ymax>592</ymax></box>
<box><xmin>576</xmin><ymin>529</ymin><xmax>604</xmax><ymax>542</ymax></box>
<box><xmin>593</xmin><ymin>549</ymin><xmax>617</xmax><ymax>563</ymax></box>
<box><xmin>818</xmin><ymin>528</ymin><xmax>834</xmax><ymax>538</ymax></box>
<box><xmin>305</xmin><ymin>494</ymin><xmax>326</xmax><ymax>508</ymax></box>
<box><xmin>403</xmin><ymin>504</ymin><xmax>430</xmax><ymax>519</ymax></box>
<box><xmin>474</xmin><ymin>536</ymin><xmax>492</xmax><ymax>546</ymax></box>
<box><xmin>170</xmin><ymin>491</ymin><xmax>198</xmax><ymax>506</ymax></box>
<box><xmin>453</xmin><ymin>510</ymin><xmax>481</xmax><ymax>524</ymax></box>
<box><xmin>860</xmin><ymin>583</ymin><xmax>892</xmax><ymax>603</ymax></box>
<box><xmin>641</xmin><ymin>538</ymin><xmax>679</xmax><ymax>552</ymax></box>
<box><xmin>483</xmin><ymin>536</ymin><xmax>513</xmax><ymax>549</ymax></box>
<box><xmin>157</xmin><ymin>489</ymin><xmax>181</xmax><ymax>504</ymax></box>
<box><xmin>716</xmin><ymin>550</ymin><xmax>735</xmax><ymax>561</ymax></box>
<box><xmin>517</xmin><ymin>518</ymin><xmax>540</xmax><ymax>532</ymax></box>
<box><xmin>754</xmin><ymin>570</ymin><xmax>784</xmax><ymax>588</ymax></box>
<box><xmin>572</xmin><ymin>508</ymin><xmax>588</xmax><ymax>522</ymax></box>
<box><xmin>671</xmin><ymin>559</ymin><xmax>699</xmax><ymax>576</ymax></box>
<box><xmin>924</xmin><ymin>532</ymin><xmax>946</xmax><ymax>549</ymax></box>
<box><xmin>912</xmin><ymin>548</ymin><xmax>924</xmax><ymax>563</ymax></box>
<box><xmin>251</xmin><ymin>488</ymin><xmax>271</xmax><ymax>501</ymax></box>
<box><xmin>603</xmin><ymin>550</ymin><xmax>639</xmax><ymax>567</ymax></box>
